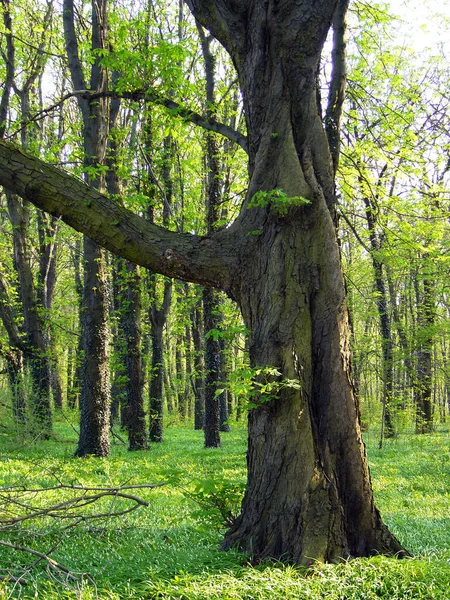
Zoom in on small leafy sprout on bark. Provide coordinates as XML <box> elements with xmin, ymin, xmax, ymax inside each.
<box><xmin>248</xmin><ymin>189</ymin><xmax>311</xmax><ymax>216</ymax></box>
<box><xmin>215</xmin><ymin>365</ymin><xmax>302</xmax><ymax>411</ymax></box>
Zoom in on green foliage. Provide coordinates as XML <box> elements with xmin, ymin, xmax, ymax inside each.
<box><xmin>218</xmin><ymin>365</ymin><xmax>302</xmax><ymax>410</ymax></box>
<box><xmin>248</xmin><ymin>189</ymin><xmax>311</xmax><ymax>216</ymax></box>
<box><xmin>184</xmin><ymin>475</ymin><xmax>245</xmax><ymax>529</ymax></box>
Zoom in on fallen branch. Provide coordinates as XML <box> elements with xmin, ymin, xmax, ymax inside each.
<box><xmin>0</xmin><ymin>480</ymin><xmax>167</xmax><ymax>591</ymax></box>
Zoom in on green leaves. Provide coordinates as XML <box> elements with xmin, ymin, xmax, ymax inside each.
<box><xmin>224</xmin><ymin>365</ymin><xmax>302</xmax><ymax>411</ymax></box>
<box><xmin>248</xmin><ymin>189</ymin><xmax>311</xmax><ymax>216</ymax></box>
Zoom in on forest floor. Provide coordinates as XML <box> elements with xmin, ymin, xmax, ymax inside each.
<box><xmin>0</xmin><ymin>415</ymin><xmax>449</xmax><ymax>599</ymax></box>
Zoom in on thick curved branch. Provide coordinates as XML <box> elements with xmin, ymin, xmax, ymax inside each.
<box><xmin>0</xmin><ymin>141</ymin><xmax>237</xmax><ymax>291</ymax></box>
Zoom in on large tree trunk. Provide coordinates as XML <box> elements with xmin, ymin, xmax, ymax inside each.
<box><xmin>188</xmin><ymin>0</ymin><xmax>405</xmax><ymax>562</ymax></box>
<box><xmin>224</xmin><ymin>204</ymin><xmax>402</xmax><ymax>561</ymax></box>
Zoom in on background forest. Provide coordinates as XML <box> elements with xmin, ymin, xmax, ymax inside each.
<box><xmin>0</xmin><ymin>0</ymin><xmax>449</xmax><ymax>598</ymax></box>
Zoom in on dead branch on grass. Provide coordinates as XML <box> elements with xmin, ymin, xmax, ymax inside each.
<box><xmin>0</xmin><ymin>480</ymin><xmax>167</xmax><ymax>592</ymax></box>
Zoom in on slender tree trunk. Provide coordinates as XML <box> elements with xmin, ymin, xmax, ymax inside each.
<box><xmin>149</xmin><ymin>279</ymin><xmax>172</xmax><ymax>442</ymax></box>
<box><xmin>198</xmin><ymin>24</ymin><xmax>224</xmax><ymax>448</ymax></box>
<box><xmin>64</xmin><ymin>0</ymin><xmax>111</xmax><ymax>457</ymax></box>
<box><xmin>5</xmin><ymin>348</ymin><xmax>27</xmax><ymax>424</ymax></box>
<box><xmin>0</xmin><ymin>277</ymin><xmax>27</xmax><ymax>424</ymax></box>
<box><xmin>124</xmin><ymin>262</ymin><xmax>148</xmax><ymax>450</ymax></box>
<box><xmin>7</xmin><ymin>192</ymin><xmax>52</xmax><ymax>437</ymax></box>
<box><xmin>414</xmin><ymin>263</ymin><xmax>435</xmax><ymax>434</ymax></box>
<box><xmin>67</xmin><ymin>239</ymin><xmax>83</xmax><ymax>409</ymax></box>
<box><xmin>203</xmin><ymin>287</ymin><xmax>221</xmax><ymax>448</ymax></box>
<box><xmin>175</xmin><ymin>338</ymin><xmax>186</xmax><ymax>419</ymax></box>
<box><xmin>184</xmin><ymin>316</ymin><xmax>194</xmax><ymax>419</ymax></box>
<box><xmin>37</xmin><ymin>212</ymin><xmax>64</xmax><ymax>409</ymax></box>
<box><xmin>110</xmin><ymin>257</ymin><xmax>127</xmax><ymax>423</ymax></box>
<box><xmin>361</xmin><ymin>196</ymin><xmax>395</xmax><ymax>442</ymax></box>
<box><xmin>219</xmin><ymin>338</ymin><xmax>230</xmax><ymax>432</ymax></box>
<box><xmin>190</xmin><ymin>296</ymin><xmax>205</xmax><ymax>430</ymax></box>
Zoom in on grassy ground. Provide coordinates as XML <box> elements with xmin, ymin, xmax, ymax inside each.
<box><xmin>0</xmin><ymin>417</ymin><xmax>449</xmax><ymax>599</ymax></box>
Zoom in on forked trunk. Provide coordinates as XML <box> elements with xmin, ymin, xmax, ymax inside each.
<box><xmin>224</xmin><ymin>199</ymin><xmax>404</xmax><ymax>561</ymax></box>
<box><xmin>200</xmin><ymin>0</ymin><xmax>407</xmax><ymax>562</ymax></box>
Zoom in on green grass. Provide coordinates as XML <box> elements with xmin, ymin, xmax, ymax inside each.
<box><xmin>0</xmin><ymin>417</ymin><xmax>449</xmax><ymax>599</ymax></box>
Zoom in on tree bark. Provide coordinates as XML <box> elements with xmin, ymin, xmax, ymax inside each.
<box><xmin>6</xmin><ymin>192</ymin><xmax>52</xmax><ymax>437</ymax></box>
<box><xmin>203</xmin><ymin>287</ymin><xmax>221</xmax><ymax>448</ymax></box>
<box><xmin>198</xmin><ymin>23</ymin><xmax>225</xmax><ymax>447</ymax></box>
<box><xmin>0</xmin><ymin>276</ymin><xmax>27</xmax><ymax>423</ymax></box>
<box><xmin>149</xmin><ymin>279</ymin><xmax>172</xmax><ymax>443</ymax></box>
<box><xmin>190</xmin><ymin>295</ymin><xmax>205</xmax><ymax>430</ymax></box>
<box><xmin>37</xmin><ymin>212</ymin><xmax>64</xmax><ymax>409</ymax></box>
<box><xmin>123</xmin><ymin>262</ymin><xmax>148</xmax><ymax>450</ymax></box>
<box><xmin>188</xmin><ymin>0</ymin><xmax>405</xmax><ymax>562</ymax></box>
<box><xmin>413</xmin><ymin>262</ymin><xmax>435</xmax><ymax>434</ymax></box>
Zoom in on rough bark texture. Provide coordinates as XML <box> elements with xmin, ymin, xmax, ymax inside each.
<box><xmin>190</xmin><ymin>298</ymin><xmax>205</xmax><ymax>430</ymax></box>
<box><xmin>203</xmin><ymin>287</ymin><xmax>221</xmax><ymax>448</ymax></box>
<box><xmin>199</xmin><ymin>24</ymin><xmax>225</xmax><ymax>447</ymax></box>
<box><xmin>124</xmin><ymin>262</ymin><xmax>148</xmax><ymax>450</ymax></box>
<box><xmin>149</xmin><ymin>279</ymin><xmax>172</xmax><ymax>443</ymax></box>
<box><xmin>188</xmin><ymin>0</ymin><xmax>405</xmax><ymax>562</ymax></box>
